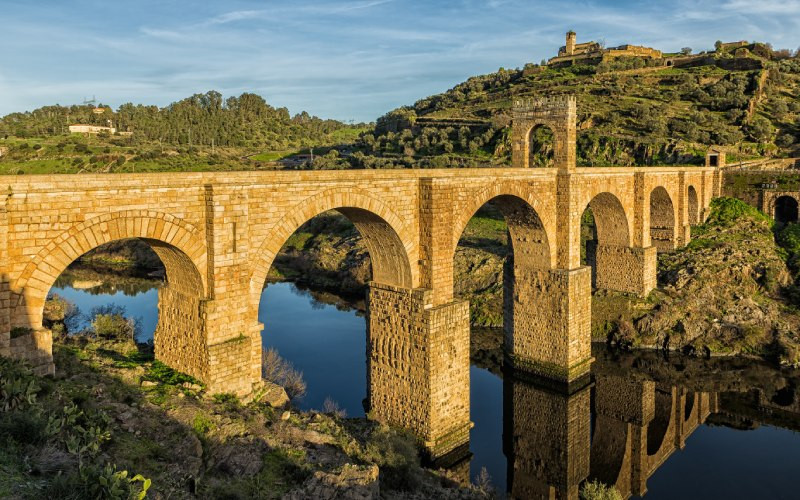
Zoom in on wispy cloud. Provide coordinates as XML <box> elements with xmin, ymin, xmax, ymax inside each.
<box><xmin>722</xmin><ymin>0</ymin><xmax>800</xmax><ymax>14</ymax></box>
<box><xmin>205</xmin><ymin>9</ymin><xmax>267</xmax><ymax>25</ymax></box>
<box><xmin>0</xmin><ymin>0</ymin><xmax>798</xmax><ymax>121</ymax></box>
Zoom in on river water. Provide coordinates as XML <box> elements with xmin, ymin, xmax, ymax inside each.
<box><xmin>51</xmin><ymin>279</ymin><xmax>800</xmax><ymax>499</ymax></box>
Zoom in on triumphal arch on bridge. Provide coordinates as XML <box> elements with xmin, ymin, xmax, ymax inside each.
<box><xmin>0</xmin><ymin>96</ymin><xmax>720</xmax><ymax>458</ymax></box>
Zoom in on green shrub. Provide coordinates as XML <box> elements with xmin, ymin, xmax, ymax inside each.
<box><xmin>212</xmin><ymin>393</ymin><xmax>242</xmax><ymax>413</ymax></box>
<box><xmin>92</xmin><ymin>313</ymin><xmax>135</xmax><ymax>339</ymax></box>
<box><xmin>0</xmin><ymin>410</ymin><xmax>48</xmax><ymax>444</ymax></box>
<box><xmin>0</xmin><ymin>359</ymin><xmax>40</xmax><ymax>411</ymax></box>
<box><xmin>45</xmin><ymin>403</ymin><xmax>111</xmax><ymax>458</ymax></box>
<box><xmin>192</xmin><ymin>413</ymin><xmax>215</xmax><ymax>437</ymax></box>
<box><xmin>775</xmin><ymin>223</ymin><xmax>800</xmax><ymax>272</ymax></box>
<box><xmin>143</xmin><ymin>360</ymin><xmax>200</xmax><ymax>386</ymax></box>
<box><xmin>703</xmin><ymin>197</ymin><xmax>770</xmax><ymax>227</ymax></box>
<box><xmin>79</xmin><ymin>463</ymin><xmax>151</xmax><ymax>500</ymax></box>
<box><xmin>580</xmin><ymin>480</ymin><xmax>623</xmax><ymax>500</ymax></box>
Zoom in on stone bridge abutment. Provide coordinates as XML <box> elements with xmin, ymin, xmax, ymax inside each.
<box><xmin>0</xmin><ymin>97</ymin><xmax>721</xmax><ymax>458</ymax></box>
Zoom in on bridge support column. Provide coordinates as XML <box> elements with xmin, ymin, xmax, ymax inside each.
<box><xmin>155</xmin><ymin>287</ymin><xmax>262</xmax><ymax>397</ymax></box>
<box><xmin>367</xmin><ymin>282</ymin><xmax>471</xmax><ymax>460</ymax></box>
<box><xmin>505</xmin><ymin>263</ymin><xmax>593</xmax><ymax>383</ymax></box>
<box><xmin>586</xmin><ymin>243</ymin><xmax>656</xmax><ymax>296</ymax></box>
<box><xmin>202</xmin><ymin>298</ymin><xmax>263</xmax><ymax>397</ymax></box>
<box><xmin>650</xmin><ymin>228</ymin><xmax>676</xmax><ymax>252</ymax></box>
<box><xmin>677</xmin><ymin>223</ymin><xmax>691</xmax><ymax>247</ymax></box>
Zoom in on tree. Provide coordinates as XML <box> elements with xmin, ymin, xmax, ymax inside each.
<box><xmin>715</xmin><ymin>40</ymin><xmax>723</xmax><ymax>52</ymax></box>
<box><xmin>745</xmin><ymin>116</ymin><xmax>774</xmax><ymax>142</ymax></box>
<box><xmin>681</xmin><ymin>47</ymin><xmax>693</xmax><ymax>56</ymax></box>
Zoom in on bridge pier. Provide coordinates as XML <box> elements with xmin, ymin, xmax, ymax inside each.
<box><xmin>504</xmin><ymin>262</ymin><xmax>593</xmax><ymax>383</ymax></box>
<box><xmin>156</xmin><ymin>286</ymin><xmax>262</xmax><ymax>396</ymax></box>
<box><xmin>367</xmin><ymin>282</ymin><xmax>471</xmax><ymax>459</ymax></box>
<box><xmin>587</xmin><ymin>243</ymin><xmax>657</xmax><ymax>296</ymax></box>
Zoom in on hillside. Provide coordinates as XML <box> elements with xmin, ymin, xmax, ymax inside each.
<box><xmin>356</xmin><ymin>41</ymin><xmax>800</xmax><ymax>168</ymax></box>
<box><xmin>0</xmin><ymin>91</ymin><xmax>364</xmax><ymax>174</ymax></box>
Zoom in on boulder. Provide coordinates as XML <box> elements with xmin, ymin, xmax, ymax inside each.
<box><xmin>284</xmin><ymin>464</ymin><xmax>379</xmax><ymax>500</ymax></box>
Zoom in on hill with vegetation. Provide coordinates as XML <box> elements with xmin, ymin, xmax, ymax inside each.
<box><xmin>350</xmin><ymin>41</ymin><xmax>800</xmax><ymax>169</ymax></box>
<box><xmin>0</xmin><ymin>91</ymin><xmax>364</xmax><ymax>174</ymax></box>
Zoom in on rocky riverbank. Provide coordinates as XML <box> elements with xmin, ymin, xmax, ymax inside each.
<box><xmin>0</xmin><ymin>332</ymin><xmax>490</xmax><ymax>499</ymax></box>
<box><xmin>599</xmin><ymin>198</ymin><xmax>800</xmax><ymax>366</ymax></box>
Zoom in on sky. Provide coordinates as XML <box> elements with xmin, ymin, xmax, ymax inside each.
<box><xmin>0</xmin><ymin>0</ymin><xmax>799</xmax><ymax>122</ymax></box>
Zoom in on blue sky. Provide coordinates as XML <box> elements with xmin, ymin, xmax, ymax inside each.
<box><xmin>1</xmin><ymin>0</ymin><xmax>798</xmax><ymax>122</ymax></box>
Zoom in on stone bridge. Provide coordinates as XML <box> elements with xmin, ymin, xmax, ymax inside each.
<box><xmin>0</xmin><ymin>97</ymin><xmax>721</xmax><ymax>458</ymax></box>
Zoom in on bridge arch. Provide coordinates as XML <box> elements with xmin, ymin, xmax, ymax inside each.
<box><xmin>583</xmin><ymin>192</ymin><xmax>632</xmax><ymax>248</ymax></box>
<box><xmin>646</xmin><ymin>388</ymin><xmax>675</xmax><ymax>457</ymax></box>
<box><xmin>527</xmin><ymin>124</ymin><xmax>556</xmax><ymax>168</ymax></box>
<box><xmin>12</xmin><ymin>210</ymin><xmax>207</xmax><ymax>330</ymax></box>
<box><xmin>774</xmin><ymin>195</ymin><xmax>799</xmax><ymax>224</ymax></box>
<box><xmin>453</xmin><ymin>182</ymin><xmax>555</xmax><ymax>267</ymax></box>
<box><xmin>511</xmin><ymin>96</ymin><xmax>576</xmax><ymax>169</ymax></box>
<box><xmin>649</xmin><ymin>186</ymin><xmax>677</xmax><ymax>252</ymax></box>
<box><xmin>249</xmin><ymin>188</ymin><xmax>416</xmax><ymax>312</ymax></box>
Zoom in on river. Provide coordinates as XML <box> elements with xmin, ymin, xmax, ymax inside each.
<box><xmin>50</xmin><ymin>279</ymin><xmax>800</xmax><ymax>499</ymax></box>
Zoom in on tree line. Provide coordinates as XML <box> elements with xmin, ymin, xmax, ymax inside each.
<box><xmin>0</xmin><ymin>91</ymin><xmax>360</xmax><ymax>151</ymax></box>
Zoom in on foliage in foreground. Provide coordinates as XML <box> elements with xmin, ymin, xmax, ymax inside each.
<box><xmin>580</xmin><ymin>480</ymin><xmax>623</xmax><ymax>500</ymax></box>
<box><xmin>261</xmin><ymin>347</ymin><xmax>307</xmax><ymax>401</ymax></box>
<box><xmin>0</xmin><ymin>356</ymin><xmax>151</xmax><ymax>499</ymax></box>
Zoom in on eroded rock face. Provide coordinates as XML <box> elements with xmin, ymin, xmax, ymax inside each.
<box><xmin>607</xmin><ymin>212</ymin><xmax>800</xmax><ymax>366</ymax></box>
<box><xmin>285</xmin><ymin>463</ymin><xmax>380</xmax><ymax>500</ymax></box>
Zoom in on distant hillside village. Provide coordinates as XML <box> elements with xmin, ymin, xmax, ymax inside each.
<box><xmin>531</xmin><ymin>31</ymin><xmax>777</xmax><ymax>73</ymax></box>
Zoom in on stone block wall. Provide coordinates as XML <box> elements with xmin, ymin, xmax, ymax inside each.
<box><xmin>155</xmin><ymin>284</ymin><xmax>207</xmax><ymax>381</ymax></box>
<box><xmin>423</xmin><ymin>296</ymin><xmax>471</xmax><ymax>457</ymax></box>
<box><xmin>588</xmin><ymin>243</ymin><xmax>656</xmax><ymax>296</ymax></box>
<box><xmin>205</xmin><ymin>331</ymin><xmax>261</xmax><ymax>396</ymax></box>
<box><xmin>512</xmin><ymin>96</ymin><xmax>577</xmax><ymax>171</ymax></box>
<box><xmin>9</xmin><ymin>329</ymin><xmax>54</xmax><ymax>376</ymax></box>
<box><xmin>367</xmin><ymin>282</ymin><xmax>470</xmax><ymax>458</ymax></box>
<box><xmin>505</xmin><ymin>264</ymin><xmax>592</xmax><ymax>381</ymax></box>
<box><xmin>650</xmin><ymin>228</ymin><xmax>676</xmax><ymax>252</ymax></box>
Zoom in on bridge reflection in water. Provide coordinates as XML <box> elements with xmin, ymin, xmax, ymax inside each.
<box><xmin>432</xmin><ymin>360</ymin><xmax>799</xmax><ymax>500</ymax></box>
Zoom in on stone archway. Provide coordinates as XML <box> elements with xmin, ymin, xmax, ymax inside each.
<box><xmin>11</xmin><ymin>210</ymin><xmax>208</xmax><ymax>380</ymax></box>
<box><xmin>580</xmin><ymin>192</ymin><xmax>652</xmax><ymax>294</ymax></box>
<box><xmin>13</xmin><ymin>210</ymin><xmax>207</xmax><ymax>330</ymax></box>
<box><xmin>249</xmin><ymin>188</ymin><xmax>416</xmax><ymax>313</ymax></box>
<box><xmin>649</xmin><ymin>186</ymin><xmax>676</xmax><ymax>252</ymax></box>
<box><xmin>512</xmin><ymin>96</ymin><xmax>577</xmax><ymax>170</ymax></box>
<box><xmin>775</xmin><ymin>195</ymin><xmax>799</xmax><ymax>224</ymax></box>
<box><xmin>527</xmin><ymin>124</ymin><xmax>556</xmax><ymax>168</ymax></box>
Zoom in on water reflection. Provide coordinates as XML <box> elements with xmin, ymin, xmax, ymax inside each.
<box><xmin>259</xmin><ymin>282</ymin><xmax>367</xmax><ymax>415</ymax></box>
<box><xmin>50</xmin><ymin>278</ymin><xmax>800</xmax><ymax>499</ymax></box>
